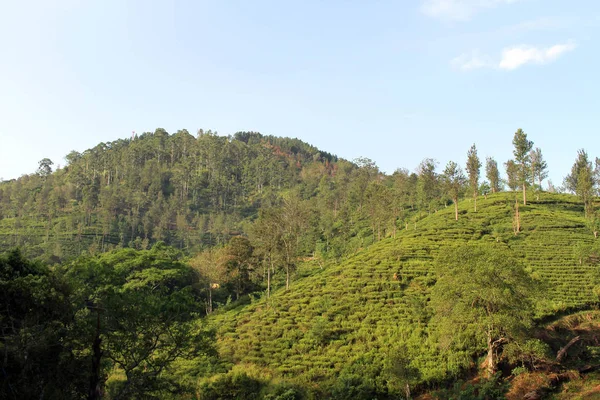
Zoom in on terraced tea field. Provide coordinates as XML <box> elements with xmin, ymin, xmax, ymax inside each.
<box><xmin>210</xmin><ymin>192</ymin><xmax>599</xmax><ymax>392</ymax></box>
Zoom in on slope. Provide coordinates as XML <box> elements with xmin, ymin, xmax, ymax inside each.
<box><xmin>210</xmin><ymin>192</ymin><xmax>599</xmax><ymax>396</ymax></box>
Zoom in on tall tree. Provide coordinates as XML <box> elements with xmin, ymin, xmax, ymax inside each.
<box><xmin>505</xmin><ymin>160</ymin><xmax>519</xmax><ymax>191</ymax></box>
<box><xmin>251</xmin><ymin>208</ymin><xmax>283</xmax><ymax>298</ymax></box>
<box><xmin>512</xmin><ymin>129</ymin><xmax>534</xmax><ymax>205</ymax></box>
<box><xmin>224</xmin><ymin>236</ymin><xmax>254</xmax><ymax>300</ymax></box>
<box><xmin>189</xmin><ymin>247</ymin><xmax>228</xmax><ymax>314</ymax></box>
<box><xmin>565</xmin><ymin>150</ymin><xmax>596</xmax><ymax>218</ymax></box>
<box><xmin>466</xmin><ymin>144</ymin><xmax>482</xmax><ymax>211</ymax></box>
<box><xmin>416</xmin><ymin>158</ymin><xmax>439</xmax><ymax>214</ymax></box>
<box><xmin>279</xmin><ymin>196</ymin><xmax>309</xmax><ymax>290</ymax></box>
<box><xmin>36</xmin><ymin>158</ymin><xmax>54</xmax><ymax>177</ymax></box>
<box><xmin>430</xmin><ymin>244</ymin><xmax>537</xmax><ymax>376</ymax></box>
<box><xmin>485</xmin><ymin>157</ymin><xmax>501</xmax><ymax>193</ymax></box>
<box><xmin>530</xmin><ymin>147</ymin><xmax>548</xmax><ymax>200</ymax></box>
<box><xmin>442</xmin><ymin>161</ymin><xmax>466</xmax><ymax>221</ymax></box>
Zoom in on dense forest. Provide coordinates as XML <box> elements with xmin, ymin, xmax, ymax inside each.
<box><xmin>3</xmin><ymin>128</ymin><xmax>600</xmax><ymax>399</ymax></box>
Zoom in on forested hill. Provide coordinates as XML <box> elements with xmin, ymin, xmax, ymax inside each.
<box><xmin>0</xmin><ymin>129</ymin><xmax>355</xmax><ymax>261</ymax></box>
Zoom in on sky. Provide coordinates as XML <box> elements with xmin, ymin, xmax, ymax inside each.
<box><xmin>1</xmin><ymin>0</ymin><xmax>599</xmax><ymax>187</ymax></box>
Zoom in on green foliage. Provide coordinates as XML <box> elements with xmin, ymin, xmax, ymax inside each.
<box><xmin>430</xmin><ymin>243</ymin><xmax>538</xmax><ymax>375</ymax></box>
<box><xmin>485</xmin><ymin>157</ymin><xmax>501</xmax><ymax>193</ymax></box>
<box><xmin>198</xmin><ymin>372</ymin><xmax>263</xmax><ymax>400</ymax></box>
<box><xmin>433</xmin><ymin>373</ymin><xmax>508</xmax><ymax>400</ymax></box>
<box><xmin>64</xmin><ymin>244</ymin><xmax>216</xmax><ymax>398</ymax></box>
<box><xmin>0</xmin><ymin>249</ymin><xmax>87</xmax><ymax>399</ymax></box>
<box><xmin>512</xmin><ymin>128</ymin><xmax>534</xmax><ymax>204</ymax></box>
<box><xmin>504</xmin><ymin>339</ymin><xmax>552</xmax><ymax>370</ymax></box>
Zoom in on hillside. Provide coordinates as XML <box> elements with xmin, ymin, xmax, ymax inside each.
<box><xmin>208</xmin><ymin>192</ymin><xmax>600</xmax><ymax>397</ymax></box>
<box><xmin>0</xmin><ymin>129</ymin><xmax>351</xmax><ymax>261</ymax></box>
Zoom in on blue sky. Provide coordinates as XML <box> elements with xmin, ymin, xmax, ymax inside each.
<box><xmin>1</xmin><ymin>0</ymin><xmax>599</xmax><ymax>187</ymax></box>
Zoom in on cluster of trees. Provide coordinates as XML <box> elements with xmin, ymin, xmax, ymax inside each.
<box><xmin>0</xmin><ymin>245</ymin><xmax>216</xmax><ymax>399</ymax></box>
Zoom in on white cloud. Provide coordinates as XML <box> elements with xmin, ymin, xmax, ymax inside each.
<box><xmin>451</xmin><ymin>42</ymin><xmax>577</xmax><ymax>71</ymax></box>
<box><xmin>498</xmin><ymin>42</ymin><xmax>577</xmax><ymax>70</ymax></box>
<box><xmin>451</xmin><ymin>51</ymin><xmax>494</xmax><ymax>70</ymax></box>
<box><xmin>421</xmin><ymin>0</ymin><xmax>520</xmax><ymax>21</ymax></box>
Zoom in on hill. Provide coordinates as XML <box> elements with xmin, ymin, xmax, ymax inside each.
<box><xmin>0</xmin><ymin>129</ymin><xmax>352</xmax><ymax>261</ymax></box>
<box><xmin>207</xmin><ymin>192</ymin><xmax>600</xmax><ymax>398</ymax></box>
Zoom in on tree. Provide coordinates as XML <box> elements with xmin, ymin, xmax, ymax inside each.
<box><xmin>505</xmin><ymin>160</ymin><xmax>519</xmax><ymax>191</ymax></box>
<box><xmin>466</xmin><ymin>144</ymin><xmax>482</xmax><ymax>211</ymax></box>
<box><xmin>416</xmin><ymin>158</ymin><xmax>439</xmax><ymax>214</ymax></box>
<box><xmin>0</xmin><ymin>249</ymin><xmax>87</xmax><ymax>399</ymax></box>
<box><xmin>224</xmin><ymin>236</ymin><xmax>254</xmax><ymax>300</ymax></box>
<box><xmin>189</xmin><ymin>247</ymin><xmax>228</xmax><ymax>314</ymax></box>
<box><xmin>251</xmin><ymin>208</ymin><xmax>283</xmax><ymax>298</ymax></box>
<box><xmin>442</xmin><ymin>161</ymin><xmax>466</xmax><ymax>221</ymax></box>
<box><xmin>430</xmin><ymin>244</ymin><xmax>538</xmax><ymax>376</ymax></box>
<box><xmin>512</xmin><ymin>129</ymin><xmax>534</xmax><ymax>205</ymax></box>
<box><xmin>530</xmin><ymin>147</ymin><xmax>548</xmax><ymax>199</ymax></box>
<box><xmin>564</xmin><ymin>150</ymin><xmax>597</xmax><ymax>218</ymax></box>
<box><xmin>37</xmin><ymin>158</ymin><xmax>54</xmax><ymax>177</ymax></box>
<box><xmin>278</xmin><ymin>196</ymin><xmax>309</xmax><ymax>290</ymax></box>
<box><xmin>364</xmin><ymin>181</ymin><xmax>393</xmax><ymax>241</ymax></box>
<box><xmin>65</xmin><ymin>244</ymin><xmax>215</xmax><ymax>399</ymax></box>
<box><xmin>485</xmin><ymin>157</ymin><xmax>501</xmax><ymax>193</ymax></box>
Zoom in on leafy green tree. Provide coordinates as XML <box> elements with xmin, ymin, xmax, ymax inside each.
<box><xmin>364</xmin><ymin>181</ymin><xmax>393</xmax><ymax>241</ymax></box>
<box><xmin>530</xmin><ymin>147</ymin><xmax>548</xmax><ymax>199</ymax></box>
<box><xmin>0</xmin><ymin>249</ymin><xmax>87</xmax><ymax>399</ymax></box>
<box><xmin>512</xmin><ymin>129</ymin><xmax>534</xmax><ymax>205</ymax></box>
<box><xmin>466</xmin><ymin>144</ymin><xmax>482</xmax><ymax>211</ymax></box>
<box><xmin>485</xmin><ymin>157</ymin><xmax>501</xmax><ymax>193</ymax></box>
<box><xmin>279</xmin><ymin>196</ymin><xmax>309</xmax><ymax>290</ymax></box>
<box><xmin>430</xmin><ymin>244</ymin><xmax>538</xmax><ymax>376</ymax></box>
<box><xmin>442</xmin><ymin>161</ymin><xmax>467</xmax><ymax>221</ymax></box>
<box><xmin>189</xmin><ymin>247</ymin><xmax>228</xmax><ymax>314</ymax></box>
<box><xmin>224</xmin><ymin>236</ymin><xmax>255</xmax><ymax>300</ymax></box>
<box><xmin>505</xmin><ymin>160</ymin><xmax>519</xmax><ymax>191</ymax></box>
<box><xmin>565</xmin><ymin>149</ymin><xmax>597</xmax><ymax>218</ymax></box>
<box><xmin>251</xmin><ymin>208</ymin><xmax>284</xmax><ymax>298</ymax></box>
<box><xmin>65</xmin><ymin>244</ymin><xmax>215</xmax><ymax>399</ymax></box>
<box><xmin>416</xmin><ymin>158</ymin><xmax>439</xmax><ymax>214</ymax></box>
<box><xmin>36</xmin><ymin>158</ymin><xmax>54</xmax><ymax>177</ymax></box>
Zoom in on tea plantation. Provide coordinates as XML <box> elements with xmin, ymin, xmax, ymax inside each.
<box><xmin>208</xmin><ymin>192</ymin><xmax>599</xmax><ymax>397</ymax></box>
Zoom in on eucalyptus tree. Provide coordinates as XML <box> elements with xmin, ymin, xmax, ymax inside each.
<box><xmin>505</xmin><ymin>160</ymin><xmax>519</xmax><ymax>191</ymax></box>
<box><xmin>565</xmin><ymin>149</ymin><xmax>597</xmax><ymax>218</ymax></box>
<box><xmin>530</xmin><ymin>147</ymin><xmax>548</xmax><ymax>199</ymax></box>
<box><xmin>485</xmin><ymin>157</ymin><xmax>501</xmax><ymax>193</ymax></box>
<box><xmin>512</xmin><ymin>129</ymin><xmax>534</xmax><ymax>205</ymax></box>
<box><xmin>416</xmin><ymin>158</ymin><xmax>439</xmax><ymax>214</ymax></box>
<box><xmin>442</xmin><ymin>161</ymin><xmax>467</xmax><ymax>221</ymax></box>
<box><xmin>466</xmin><ymin>144</ymin><xmax>482</xmax><ymax>211</ymax></box>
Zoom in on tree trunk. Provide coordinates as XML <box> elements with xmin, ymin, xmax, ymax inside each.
<box><xmin>484</xmin><ymin>333</ymin><xmax>496</xmax><ymax>377</ymax></box>
<box><xmin>88</xmin><ymin>313</ymin><xmax>103</xmax><ymax>400</ymax></box>
<box><xmin>474</xmin><ymin>191</ymin><xmax>477</xmax><ymax>212</ymax></box>
<box><xmin>286</xmin><ymin>264</ymin><xmax>290</xmax><ymax>291</ymax></box>
<box><xmin>454</xmin><ymin>198</ymin><xmax>458</xmax><ymax>221</ymax></box>
<box><xmin>267</xmin><ymin>258</ymin><xmax>272</xmax><ymax>298</ymax></box>
<box><xmin>208</xmin><ymin>287</ymin><xmax>212</xmax><ymax>314</ymax></box>
<box><xmin>556</xmin><ymin>336</ymin><xmax>581</xmax><ymax>363</ymax></box>
<box><xmin>523</xmin><ymin>182</ymin><xmax>527</xmax><ymax>205</ymax></box>
<box><xmin>514</xmin><ymin>199</ymin><xmax>520</xmax><ymax>235</ymax></box>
